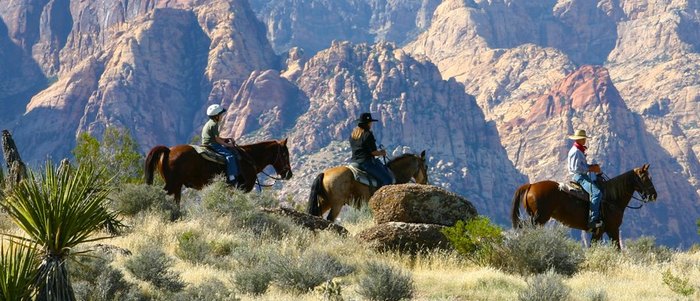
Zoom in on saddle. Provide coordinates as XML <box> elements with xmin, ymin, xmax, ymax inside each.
<box><xmin>346</xmin><ymin>162</ymin><xmax>380</xmax><ymax>187</ymax></box>
<box><xmin>191</xmin><ymin>145</ymin><xmax>226</xmax><ymax>164</ymax></box>
<box><xmin>558</xmin><ymin>181</ymin><xmax>589</xmax><ymax>201</ymax></box>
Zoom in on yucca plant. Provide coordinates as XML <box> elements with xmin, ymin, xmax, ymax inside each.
<box><xmin>1</xmin><ymin>162</ymin><xmax>120</xmax><ymax>301</ymax></box>
<box><xmin>0</xmin><ymin>238</ymin><xmax>40</xmax><ymax>301</ymax></box>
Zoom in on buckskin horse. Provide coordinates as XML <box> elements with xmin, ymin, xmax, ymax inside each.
<box><xmin>307</xmin><ymin>151</ymin><xmax>428</xmax><ymax>221</ymax></box>
<box><xmin>145</xmin><ymin>139</ymin><xmax>293</xmax><ymax>207</ymax></box>
<box><xmin>510</xmin><ymin>164</ymin><xmax>657</xmax><ymax>248</ymax></box>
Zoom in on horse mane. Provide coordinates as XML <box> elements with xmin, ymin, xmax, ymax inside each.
<box><xmin>603</xmin><ymin>169</ymin><xmax>636</xmax><ymax>204</ymax></box>
<box><xmin>387</xmin><ymin>153</ymin><xmax>418</xmax><ymax>167</ymax></box>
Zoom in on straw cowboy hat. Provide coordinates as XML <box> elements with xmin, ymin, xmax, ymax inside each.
<box><xmin>568</xmin><ymin>129</ymin><xmax>592</xmax><ymax>140</ymax></box>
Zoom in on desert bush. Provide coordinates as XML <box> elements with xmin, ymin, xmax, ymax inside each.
<box><xmin>110</xmin><ymin>184</ymin><xmax>176</xmax><ymax>219</ymax></box>
<box><xmin>72</xmin><ymin>127</ymin><xmax>143</xmax><ymax>184</ymax></box>
<box><xmin>175</xmin><ymin>230</ymin><xmax>209</xmax><ymax>263</ymax></box>
<box><xmin>356</xmin><ymin>261</ymin><xmax>413</xmax><ymax>301</ymax></box>
<box><xmin>339</xmin><ymin>204</ymin><xmax>373</xmax><ymax>225</ymax></box>
<box><xmin>662</xmin><ymin>269</ymin><xmax>695</xmax><ymax>297</ymax></box>
<box><xmin>517</xmin><ymin>270</ymin><xmax>570</xmax><ymax>301</ymax></box>
<box><xmin>442</xmin><ymin>216</ymin><xmax>504</xmax><ymax>265</ymax></box>
<box><xmin>584</xmin><ymin>288</ymin><xmax>608</xmax><ymax>301</ymax></box>
<box><xmin>172</xmin><ymin>278</ymin><xmax>238</xmax><ymax>301</ymax></box>
<box><xmin>624</xmin><ymin>236</ymin><xmax>672</xmax><ymax>264</ymax></box>
<box><xmin>209</xmin><ymin>239</ymin><xmax>234</xmax><ymax>257</ymax></box>
<box><xmin>232</xmin><ymin>265</ymin><xmax>274</xmax><ymax>295</ymax></box>
<box><xmin>498</xmin><ymin>226</ymin><xmax>583</xmax><ymax>276</ymax></box>
<box><xmin>125</xmin><ymin>247</ymin><xmax>184</xmax><ymax>292</ymax></box>
<box><xmin>270</xmin><ymin>250</ymin><xmax>354</xmax><ymax>294</ymax></box>
<box><xmin>582</xmin><ymin>243</ymin><xmax>622</xmax><ymax>273</ymax></box>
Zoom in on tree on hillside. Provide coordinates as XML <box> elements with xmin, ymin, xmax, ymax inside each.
<box><xmin>73</xmin><ymin>127</ymin><xmax>143</xmax><ymax>184</ymax></box>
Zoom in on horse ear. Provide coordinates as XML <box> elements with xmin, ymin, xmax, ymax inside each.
<box><xmin>643</xmin><ymin>163</ymin><xmax>649</xmax><ymax>171</ymax></box>
<box><xmin>420</xmin><ymin>150</ymin><xmax>426</xmax><ymax>159</ymax></box>
<box><xmin>280</xmin><ymin>138</ymin><xmax>288</xmax><ymax>146</ymax></box>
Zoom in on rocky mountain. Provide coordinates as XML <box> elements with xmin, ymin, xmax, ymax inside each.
<box><xmin>222</xmin><ymin>41</ymin><xmax>527</xmax><ymax>221</ymax></box>
<box><xmin>0</xmin><ymin>0</ymin><xmax>698</xmax><ymax>246</ymax></box>
<box><xmin>248</xmin><ymin>0</ymin><xmax>441</xmax><ymax>54</ymax></box>
<box><xmin>405</xmin><ymin>0</ymin><xmax>700</xmax><ymax>245</ymax></box>
<box><xmin>1</xmin><ymin>0</ymin><xmax>278</xmax><ymax>160</ymax></box>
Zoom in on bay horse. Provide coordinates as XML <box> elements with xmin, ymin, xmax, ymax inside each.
<box><xmin>307</xmin><ymin>151</ymin><xmax>428</xmax><ymax>221</ymax></box>
<box><xmin>510</xmin><ymin>164</ymin><xmax>657</xmax><ymax>248</ymax></box>
<box><xmin>145</xmin><ymin>139</ymin><xmax>293</xmax><ymax>207</ymax></box>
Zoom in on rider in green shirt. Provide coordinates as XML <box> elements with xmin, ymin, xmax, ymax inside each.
<box><xmin>203</xmin><ymin>104</ymin><xmax>239</xmax><ymax>185</ymax></box>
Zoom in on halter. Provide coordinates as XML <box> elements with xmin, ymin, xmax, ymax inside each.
<box><xmin>254</xmin><ymin>144</ymin><xmax>291</xmax><ymax>189</ymax></box>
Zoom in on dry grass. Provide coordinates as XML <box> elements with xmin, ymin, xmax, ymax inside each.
<box><xmin>4</xmin><ymin>183</ymin><xmax>699</xmax><ymax>301</ymax></box>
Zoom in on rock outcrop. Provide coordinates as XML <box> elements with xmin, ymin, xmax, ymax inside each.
<box><xmin>356</xmin><ymin>222</ymin><xmax>450</xmax><ymax>253</ymax></box>
<box><xmin>369</xmin><ymin>184</ymin><xmax>478</xmax><ymax>226</ymax></box>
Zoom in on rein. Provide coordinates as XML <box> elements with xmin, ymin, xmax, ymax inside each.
<box><xmin>237</xmin><ymin>144</ymin><xmax>287</xmax><ymax>190</ymax></box>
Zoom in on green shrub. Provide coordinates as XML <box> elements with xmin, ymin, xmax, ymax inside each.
<box><xmin>517</xmin><ymin>270</ymin><xmax>570</xmax><ymax>301</ymax></box>
<box><xmin>624</xmin><ymin>236</ymin><xmax>672</xmax><ymax>264</ymax></box>
<box><xmin>175</xmin><ymin>230</ymin><xmax>209</xmax><ymax>263</ymax></box>
<box><xmin>499</xmin><ymin>226</ymin><xmax>583</xmax><ymax>276</ymax></box>
<box><xmin>271</xmin><ymin>250</ymin><xmax>354</xmax><ymax>294</ymax></box>
<box><xmin>110</xmin><ymin>184</ymin><xmax>175</xmax><ymax>217</ymax></box>
<box><xmin>124</xmin><ymin>247</ymin><xmax>184</xmax><ymax>292</ymax></box>
<box><xmin>172</xmin><ymin>279</ymin><xmax>238</xmax><ymax>301</ymax></box>
<box><xmin>662</xmin><ymin>269</ymin><xmax>695</xmax><ymax>297</ymax></box>
<box><xmin>0</xmin><ymin>239</ymin><xmax>39</xmax><ymax>301</ymax></box>
<box><xmin>72</xmin><ymin>127</ymin><xmax>143</xmax><ymax>184</ymax></box>
<box><xmin>316</xmin><ymin>279</ymin><xmax>344</xmax><ymax>301</ymax></box>
<box><xmin>356</xmin><ymin>261</ymin><xmax>413</xmax><ymax>301</ymax></box>
<box><xmin>209</xmin><ymin>239</ymin><xmax>234</xmax><ymax>257</ymax></box>
<box><xmin>442</xmin><ymin>216</ymin><xmax>504</xmax><ymax>265</ymax></box>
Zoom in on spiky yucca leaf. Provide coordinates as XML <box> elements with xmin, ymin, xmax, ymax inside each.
<box><xmin>1</xmin><ymin>162</ymin><xmax>120</xmax><ymax>301</ymax></box>
<box><xmin>0</xmin><ymin>238</ymin><xmax>40</xmax><ymax>301</ymax></box>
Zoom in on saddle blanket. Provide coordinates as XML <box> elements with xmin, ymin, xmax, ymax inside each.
<box><xmin>558</xmin><ymin>181</ymin><xmax>589</xmax><ymax>201</ymax></box>
<box><xmin>191</xmin><ymin>145</ymin><xmax>226</xmax><ymax>164</ymax></box>
<box><xmin>346</xmin><ymin>162</ymin><xmax>379</xmax><ymax>187</ymax></box>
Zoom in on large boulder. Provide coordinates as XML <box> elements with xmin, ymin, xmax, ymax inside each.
<box><xmin>369</xmin><ymin>184</ymin><xmax>477</xmax><ymax>226</ymax></box>
<box><xmin>260</xmin><ymin>207</ymin><xmax>348</xmax><ymax>236</ymax></box>
<box><xmin>356</xmin><ymin>222</ymin><xmax>450</xmax><ymax>253</ymax></box>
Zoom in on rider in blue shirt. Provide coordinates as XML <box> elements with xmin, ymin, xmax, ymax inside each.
<box><xmin>567</xmin><ymin>129</ymin><xmax>603</xmax><ymax>232</ymax></box>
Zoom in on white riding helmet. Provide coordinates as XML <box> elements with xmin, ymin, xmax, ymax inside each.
<box><xmin>206</xmin><ymin>104</ymin><xmax>226</xmax><ymax>117</ymax></box>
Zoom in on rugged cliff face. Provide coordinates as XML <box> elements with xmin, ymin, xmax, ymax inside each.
<box><xmin>405</xmin><ymin>0</ymin><xmax>700</xmax><ymax>246</ymax></box>
<box><xmin>223</xmin><ymin>42</ymin><xmax>527</xmax><ymax>222</ymax></box>
<box><xmin>248</xmin><ymin>0</ymin><xmax>441</xmax><ymax>54</ymax></box>
<box><xmin>2</xmin><ymin>0</ymin><xmax>278</xmax><ymax>161</ymax></box>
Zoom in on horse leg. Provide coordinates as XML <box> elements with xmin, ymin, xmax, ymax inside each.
<box><xmin>591</xmin><ymin>229</ymin><xmax>605</xmax><ymax>245</ymax></box>
<box><xmin>607</xmin><ymin>228</ymin><xmax>622</xmax><ymax>250</ymax></box>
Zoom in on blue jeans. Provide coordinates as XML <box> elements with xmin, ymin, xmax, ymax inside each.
<box><xmin>209</xmin><ymin>143</ymin><xmax>239</xmax><ymax>181</ymax></box>
<box><xmin>360</xmin><ymin>158</ymin><xmax>395</xmax><ymax>188</ymax></box>
<box><xmin>573</xmin><ymin>173</ymin><xmax>602</xmax><ymax>223</ymax></box>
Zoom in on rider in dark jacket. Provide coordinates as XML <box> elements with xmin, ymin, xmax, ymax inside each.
<box><xmin>350</xmin><ymin>112</ymin><xmax>395</xmax><ymax>187</ymax></box>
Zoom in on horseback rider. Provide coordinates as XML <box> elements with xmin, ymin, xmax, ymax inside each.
<box><xmin>567</xmin><ymin>129</ymin><xmax>603</xmax><ymax>232</ymax></box>
<box><xmin>202</xmin><ymin>104</ymin><xmax>240</xmax><ymax>185</ymax></box>
<box><xmin>350</xmin><ymin>112</ymin><xmax>395</xmax><ymax>188</ymax></box>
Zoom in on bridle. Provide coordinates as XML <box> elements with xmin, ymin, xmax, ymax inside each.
<box><xmin>255</xmin><ymin>144</ymin><xmax>292</xmax><ymax>188</ymax></box>
<box><xmin>601</xmin><ymin>171</ymin><xmax>655</xmax><ymax>210</ymax></box>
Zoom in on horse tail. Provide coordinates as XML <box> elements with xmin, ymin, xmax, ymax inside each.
<box><xmin>511</xmin><ymin>184</ymin><xmax>530</xmax><ymax>228</ymax></box>
<box><xmin>145</xmin><ymin>146</ymin><xmax>169</xmax><ymax>185</ymax></box>
<box><xmin>307</xmin><ymin>173</ymin><xmax>326</xmax><ymax>216</ymax></box>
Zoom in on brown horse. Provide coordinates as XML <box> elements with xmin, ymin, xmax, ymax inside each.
<box><xmin>307</xmin><ymin>151</ymin><xmax>428</xmax><ymax>221</ymax></box>
<box><xmin>510</xmin><ymin>164</ymin><xmax>657</xmax><ymax>248</ymax></box>
<box><xmin>145</xmin><ymin>139</ymin><xmax>293</xmax><ymax>206</ymax></box>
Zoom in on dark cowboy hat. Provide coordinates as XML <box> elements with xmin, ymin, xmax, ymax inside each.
<box><xmin>355</xmin><ymin>112</ymin><xmax>379</xmax><ymax>124</ymax></box>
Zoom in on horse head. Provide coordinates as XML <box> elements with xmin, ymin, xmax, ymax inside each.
<box><xmin>633</xmin><ymin>163</ymin><xmax>657</xmax><ymax>202</ymax></box>
<box><xmin>413</xmin><ymin>150</ymin><xmax>429</xmax><ymax>184</ymax></box>
<box><xmin>271</xmin><ymin>138</ymin><xmax>293</xmax><ymax>180</ymax></box>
